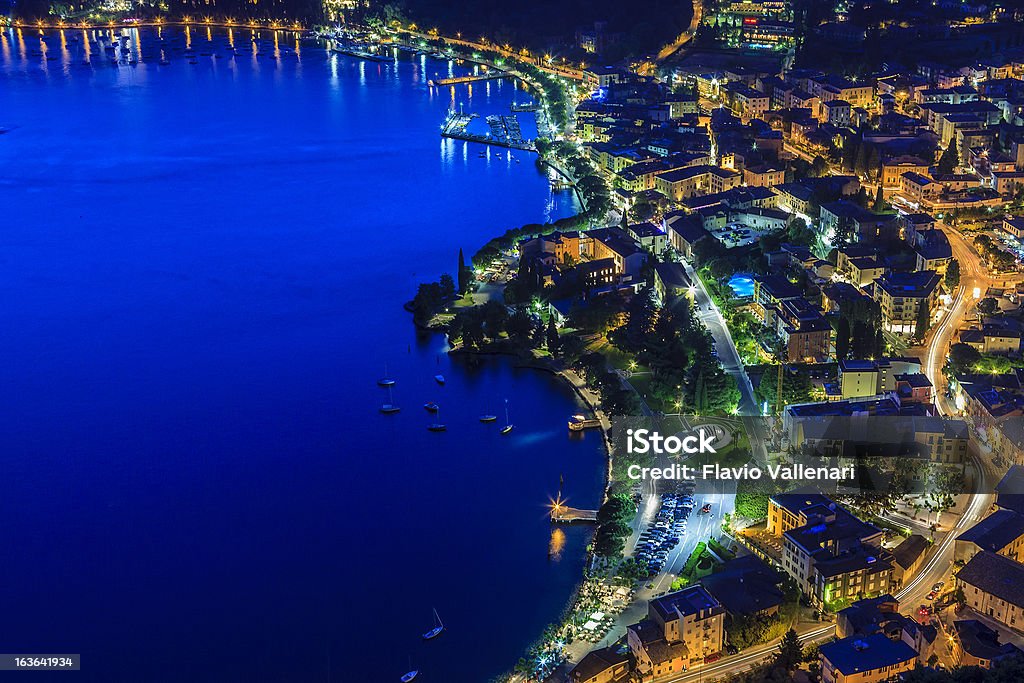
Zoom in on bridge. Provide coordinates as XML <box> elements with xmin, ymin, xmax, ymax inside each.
<box><xmin>429</xmin><ymin>72</ymin><xmax>506</xmax><ymax>87</ymax></box>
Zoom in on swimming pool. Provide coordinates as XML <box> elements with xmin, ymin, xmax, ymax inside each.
<box><xmin>728</xmin><ymin>273</ymin><xmax>755</xmax><ymax>298</ymax></box>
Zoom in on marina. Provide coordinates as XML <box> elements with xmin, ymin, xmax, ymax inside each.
<box><xmin>440</xmin><ymin>109</ymin><xmax>536</xmax><ymax>152</ymax></box>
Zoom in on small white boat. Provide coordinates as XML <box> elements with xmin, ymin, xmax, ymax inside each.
<box><xmin>422</xmin><ymin>608</ymin><xmax>445</xmax><ymax>640</ymax></box>
<box><xmin>380</xmin><ymin>386</ymin><xmax>400</xmax><ymax>414</ymax></box>
<box><xmin>424</xmin><ymin>402</ymin><xmax>439</xmax><ymax>413</ymax></box>
<box><xmin>434</xmin><ymin>374</ymin><xmax>445</xmax><ymax>385</ymax></box>
<box><xmin>479</xmin><ymin>414</ymin><xmax>497</xmax><ymax>423</ymax></box>
<box><xmin>378</xmin><ymin>364</ymin><xmax>396</xmax><ymax>386</ymax></box>
<box><xmin>401</xmin><ymin>673</ymin><xmax>418</xmax><ymax>683</ymax></box>
<box><xmin>427</xmin><ymin>408</ymin><xmax>446</xmax><ymax>432</ymax></box>
<box><xmin>501</xmin><ymin>400</ymin><xmax>514</xmax><ymax>435</ymax></box>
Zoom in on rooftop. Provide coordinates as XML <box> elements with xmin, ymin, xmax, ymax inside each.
<box><xmin>568</xmin><ymin>646</ymin><xmax>630</xmax><ymax>682</ymax></box>
<box><xmin>700</xmin><ymin>555</ymin><xmax>785</xmax><ymax>616</ymax></box>
<box><xmin>819</xmin><ymin>633</ymin><xmax>917</xmax><ymax>675</ymax></box>
<box><xmin>956</xmin><ymin>551</ymin><xmax>1024</xmax><ymax>607</ymax></box>
<box><xmin>953</xmin><ymin>620</ymin><xmax>1024</xmax><ymax>663</ymax></box>
<box><xmin>650</xmin><ymin>585</ymin><xmax>724</xmax><ymax>622</ymax></box>
<box><xmin>891</xmin><ymin>534</ymin><xmax>929</xmax><ymax>570</ymax></box>
<box><xmin>874</xmin><ymin>270</ymin><xmax>941</xmax><ymax>298</ymax></box>
<box><xmin>956</xmin><ymin>509</ymin><xmax>1024</xmax><ymax>555</ymax></box>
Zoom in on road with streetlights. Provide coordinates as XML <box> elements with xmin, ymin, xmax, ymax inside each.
<box><xmin>681</xmin><ymin>260</ymin><xmax>769</xmax><ymax>462</ymax></box>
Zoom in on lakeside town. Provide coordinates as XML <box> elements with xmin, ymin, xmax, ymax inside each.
<box><xmin>396</xmin><ymin>0</ymin><xmax>1024</xmax><ymax>681</ymax></box>
<box><xmin>11</xmin><ymin>0</ymin><xmax>1024</xmax><ymax>681</ymax></box>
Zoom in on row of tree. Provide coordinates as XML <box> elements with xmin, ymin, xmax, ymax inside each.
<box><xmin>592</xmin><ymin>486</ymin><xmax>636</xmax><ymax>557</ymax></box>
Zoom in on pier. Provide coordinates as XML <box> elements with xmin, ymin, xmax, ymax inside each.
<box><xmin>429</xmin><ymin>72</ymin><xmax>506</xmax><ymax>87</ymax></box>
<box><xmin>551</xmin><ymin>505</ymin><xmax>599</xmax><ymax>524</ymax></box>
<box><xmin>511</xmin><ymin>101</ymin><xmax>540</xmax><ymax>112</ymax></box>
<box><xmin>330</xmin><ymin>47</ymin><xmax>390</xmax><ymax>63</ymax></box>
<box><xmin>568</xmin><ymin>414</ymin><xmax>601</xmax><ymax>431</ymax></box>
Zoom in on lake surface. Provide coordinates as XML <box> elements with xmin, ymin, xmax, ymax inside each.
<box><xmin>0</xmin><ymin>26</ymin><xmax>604</xmax><ymax>683</ymax></box>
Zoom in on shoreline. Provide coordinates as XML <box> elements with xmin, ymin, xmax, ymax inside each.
<box><xmin>448</xmin><ymin>345</ymin><xmax>616</xmax><ymax>682</ymax></box>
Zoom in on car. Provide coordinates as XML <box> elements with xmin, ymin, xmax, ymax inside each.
<box><xmin>701</xmin><ymin>503</ymin><xmax>712</xmax><ymax>514</ymax></box>
<box><xmin>926</xmin><ymin>591</ymin><xmax>936</xmax><ymax>600</ymax></box>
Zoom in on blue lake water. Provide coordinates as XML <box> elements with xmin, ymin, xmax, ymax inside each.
<box><xmin>0</xmin><ymin>26</ymin><xmax>604</xmax><ymax>683</ymax></box>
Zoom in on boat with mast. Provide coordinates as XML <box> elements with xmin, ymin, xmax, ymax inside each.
<box><xmin>379</xmin><ymin>385</ymin><xmax>400</xmax><ymax>414</ymax></box>
<box><xmin>400</xmin><ymin>656</ymin><xmax>418</xmax><ymax>682</ymax></box>
<box><xmin>501</xmin><ymin>399</ymin><xmax>514</xmax><ymax>435</ymax></box>
<box><xmin>377</xmin><ymin>364</ymin><xmax>396</xmax><ymax>387</ymax></box>
<box><xmin>422</xmin><ymin>608</ymin><xmax>445</xmax><ymax>640</ymax></box>
<box><xmin>427</xmin><ymin>408</ymin><xmax>446</xmax><ymax>432</ymax></box>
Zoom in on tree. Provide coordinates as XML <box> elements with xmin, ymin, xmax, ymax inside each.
<box><xmin>411</xmin><ymin>282</ymin><xmax>444</xmax><ymax>326</ymax></box>
<box><xmin>936</xmin><ymin>143</ymin><xmax>959</xmax><ymax>175</ymax></box>
<box><xmin>836</xmin><ymin>316</ymin><xmax>851</xmax><ymax>360</ymax></box>
<box><xmin>506</xmin><ymin>307</ymin><xmax>534</xmax><ymax>343</ymax></box>
<box><xmin>482</xmin><ymin>300</ymin><xmax>508</xmax><ymax>339</ymax></box>
<box><xmin>811</xmin><ymin>155</ymin><xmax>829</xmax><ymax>177</ymax></box>
<box><xmin>915</xmin><ymin>299</ymin><xmax>930</xmax><ymax>342</ymax></box>
<box><xmin>867</xmin><ymin>146</ymin><xmax>882</xmax><ymax>180</ymax></box>
<box><xmin>545</xmin><ymin>316</ymin><xmax>560</xmax><ymax>355</ymax></box>
<box><xmin>774</xmin><ymin>628</ymin><xmax>802</xmax><ymax>671</ymax></box>
<box><xmin>947</xmin><ymin>342</ymin><xmax>981</xmax><ymax>375</ymax></box>
<box><xmin>945</xmin><ymin>258</ymin><xmax>960</xmax><ymax>291</ymax></box>
<box><xmin>439</xmin><ymin>273</ymin><xmax>456</xmax><ymax>300</ymax></box>
<box><xmin>457</xmin><ymin>248</ymin><xmax>470</xmax><ymax>294</ymax></box>
<box><xmin>872</xmin><ymin>185</ymin><xmax>885</xmax><ymax>212</ymax></box>
<box><xmin>977</xmin><ymin>297</ymin><xmax>998</xmax><ymax>315</ymax></box>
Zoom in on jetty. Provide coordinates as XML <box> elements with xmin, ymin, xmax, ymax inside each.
<box><xmin>551</xmin><ymin>506</ymin><xmax>599</xmax><ymax>524</ymax></box>
<box><xmin>429</xmin><ymin>72</ymin><xmax>506</xmax><ymax>87</ymax></box>
<box><xmin>331</xmin><ymin>47</ymin><xmax>390</xmax><ymax>62</ymax></box>
<box><xmin>568</xmin><ymin>414</ymin><xmax>601</xmax><ymax>431</ymax></box>
<box><xmin>511</xmin><ymin>101</ymin><xmax>540</xmax><ymax>112</ymax></box>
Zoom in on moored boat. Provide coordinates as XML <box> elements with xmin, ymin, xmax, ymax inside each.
<box><xmin>422</xmin><ymin>608</ymin><xmax>444</xmax><ymax>640</ymax></box>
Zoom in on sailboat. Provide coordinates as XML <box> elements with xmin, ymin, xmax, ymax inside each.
<box><xmin>422</xmin><ymin>608</ymin><xmax>445</xmax><ymax>640</ymax></box>
<box><xmin>501</xmin><ymin>400</ymin><xmax>514</xmax><ymax>435</ymax></box>
<box><xmin>427</xmin><ymin>408</ymin><xmax>447</xmax><ymax>432</ymax></box>
<box><xmin>377</xmin><ymin>364</ymin><xmax>396</xmax><ymax>387</ymax></box>
<box><xmin>400</xmin><ymin>656</ymin><xmax>419</xmax><ymax>682</ymax></box>
<box><xmin>380</xmin><ymin>385</ymin><xmax>400</xmax><ymax>414</ymax></box>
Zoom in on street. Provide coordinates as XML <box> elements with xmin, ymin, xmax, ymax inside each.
<box><xmin>681</xmin><ymin>260</ymin><xmax>770</xmax><ymax>464</ymax></box>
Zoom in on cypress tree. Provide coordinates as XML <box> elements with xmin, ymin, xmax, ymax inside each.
<box><xmin>457</xmin><ymin>248</ymin><xmax>469</xmax><ymax>295</ymax></box>
<box><xmin>915</xmin><ymin>299</ymin><xmax>931</xmax><ymax>342</ymax></box>
<box><xmin>545</xmin><ymin>316</ymin><xmax>560</xmax><ymax>356</ymax></box>
<box><xmin>937</xmin><ymin>144</ymin><xmax>959</xmax><ymax>175</ymax></box>
<box><xmin>836</xmin><ymin>316</ymin><xmax>851</xmax><ymax>360</ymax></box>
